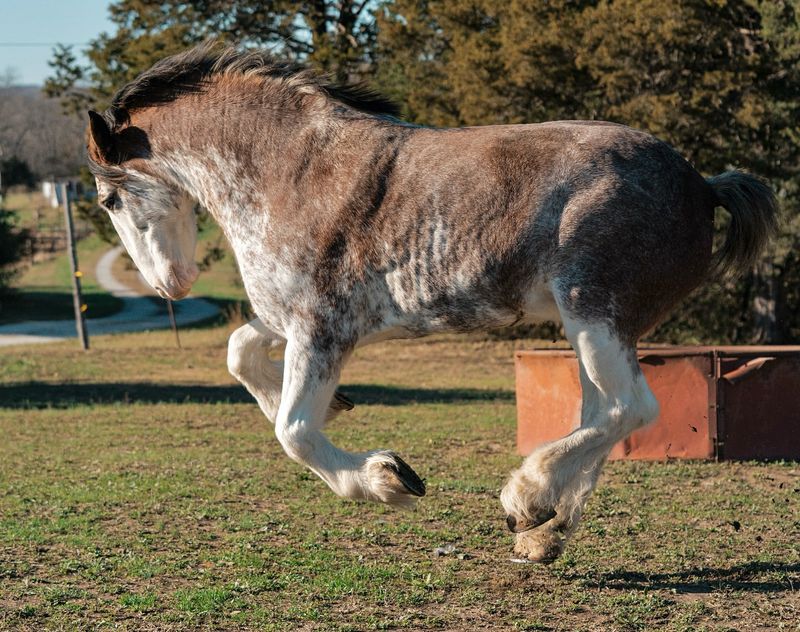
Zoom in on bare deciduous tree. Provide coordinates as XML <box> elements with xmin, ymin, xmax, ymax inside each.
<box><xmin>0</xmin><ymin>69</ymin><xmax>85</xmax><ymax>181</ymax></box>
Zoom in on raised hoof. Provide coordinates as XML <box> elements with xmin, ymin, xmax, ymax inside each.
<box><xmin>332</xmin><ymin>391</ymin><xmax>355</xmax><ymax>411</ymax></box>
<box><xmin>513</xmin><ymin>529</ymin><xmax>564</xmax><ymax>564</ymax></box>
<box><xmin>384</xmin><ymin>453</ymin><xmax>426</xmax><ymax>497</ymax></box>
<box><xmin>506</xmin><ymin>508</ymin><xmax>557</xmax><ymax>533</ymax></box>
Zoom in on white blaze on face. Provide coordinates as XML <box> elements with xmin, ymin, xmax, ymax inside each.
<box><xmin>95</xmin><ymin>174</ymin><xmax>200</xmax><ymax>300</ymax></box>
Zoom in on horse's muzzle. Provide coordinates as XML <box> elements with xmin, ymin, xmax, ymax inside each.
<box><xmin>157</xmin><ymin>264</ymin><xmax>199</xmax><ymax>300</ymax></box>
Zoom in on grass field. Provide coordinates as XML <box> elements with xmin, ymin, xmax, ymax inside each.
<box><xmin>1</xmin><ymin>191</ymin><xmax>56</xmax><ymax>231</ymax></box>
<box><xmin>0</xmin><ymin>328</ymin><xmax>798</xmax><ymax>631</ymax></box>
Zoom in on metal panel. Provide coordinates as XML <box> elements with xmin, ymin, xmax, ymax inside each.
<box><xmin>613</xmin><ymin>353</ymin><xmax>714</xmax><ymax>460</ymax></box>
<box><xmin>515</xmin><ymin>350</ymin><xmax>714</xmax><ymax>460</ymax></box>
<box><xmin>719</xmin><ymin>353</ymin><xmax>800</xmax><ymax>459</ymax></box>
<box><xmin>516</xmin><ymin>346</ymin><xmax>800</xmax><ymax>461</ymax></box>
<box><xmin>515</xmin><ymin>352</ymin><xmax>582</xmax><ymax>457</ymax></box>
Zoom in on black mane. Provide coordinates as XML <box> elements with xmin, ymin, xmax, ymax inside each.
<box><xmin>106</xmin><ymin>41</ymin><xmax>400</xmax><ymax>126</ymax></box>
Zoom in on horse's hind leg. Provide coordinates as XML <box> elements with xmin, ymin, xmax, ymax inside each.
<box><xmin>509</xmin><ymin>361</ymin><xmax>605</xmax><ymax>563</ymax></box>
<box><xmin>501</xmin><ymin>312</ymin><xmax>659</xmax><ymax>562</ymax></box>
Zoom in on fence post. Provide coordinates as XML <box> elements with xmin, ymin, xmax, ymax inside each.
<box><xmin>61</xmin><ymin>182</ymin><xmax>89</xmax><ymax>350</ymax></box>
<box><xmin>166</xmin><ymin>299</ymin><xmax>181</xmax><ymax>349</ymax></box>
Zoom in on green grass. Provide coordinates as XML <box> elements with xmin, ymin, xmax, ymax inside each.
<box><xmin>0</xmin><ymin>328</ymin><xmax>798</xmax><ymax>630</ymax></box>
<box><xmin>191</xmin><ymin>221</ymin><xmax>248</xmax><ymax>303</ymax></box>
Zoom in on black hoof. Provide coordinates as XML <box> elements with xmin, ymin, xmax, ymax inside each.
<box><xmin>532</xmin><ymin>507</ymin><xmax>558</xmax><ymax>528</ymax></box>
<box><xmin>332</xmin><ymin>391</ymin><xmax>355</xmax><ymax>411</ymax></box>
<box><xmin>385</xmin><ymin>453</ymin><xmax>426</xmax><ymax>497</ymax></box>
<box><xmin>506</xmin><ymin>508</ymin><xmax>557</xmax><ymax>533</ymax></box>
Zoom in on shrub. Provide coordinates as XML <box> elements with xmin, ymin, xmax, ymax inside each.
<box><xmin>0</xmin><ymin>207</ymin><xmax>28</xmax><ymax>295</ymax></box>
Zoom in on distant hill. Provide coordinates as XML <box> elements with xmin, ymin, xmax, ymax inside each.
<box><xmin>0</xmin><ymin>85</ymin><xmax>42</xmax><ymax>94</ymax></box>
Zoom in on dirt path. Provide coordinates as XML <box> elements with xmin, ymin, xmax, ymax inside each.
<box><xmin>0</xmin><ymin>246</ymin><xmax>220</xmax><ymax>347</ymax></box>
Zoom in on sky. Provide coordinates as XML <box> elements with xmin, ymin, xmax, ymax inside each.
<box><xmin>0</xmin><ymin>0</ymin><xmax>113</xmax><ymax>86</ymax></box>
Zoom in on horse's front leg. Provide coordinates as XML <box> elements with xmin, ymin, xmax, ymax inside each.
<box><xmin>227</xmin><ymin>318</ymin><xmax>354</xmax><ymax>423</ymax></box>
<box><xmin>274</xmin><ymin>333</ymin><xmax>426</xmax><ymax>507</ymax></box>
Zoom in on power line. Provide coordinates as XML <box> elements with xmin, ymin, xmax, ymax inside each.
<box><xmin>0</xmin><ymin>42</ymin><xmax>89</xmax><ymax>47</ymax></box>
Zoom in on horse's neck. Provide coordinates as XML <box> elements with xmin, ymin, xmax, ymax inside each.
<box><xmin>159</xmin><ymin>106</ymin><xmax>327</xmax><ymax>246</ymax></box>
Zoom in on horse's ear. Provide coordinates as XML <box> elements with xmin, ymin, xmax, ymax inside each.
<box><xmin>87</xmin><ymin>110</ymin><xmax>115</xmax><ymax>163</ymax></box>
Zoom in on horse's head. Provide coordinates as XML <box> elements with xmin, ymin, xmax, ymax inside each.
<box><xmin>86</xmin><ymin>110</ymin><xmax>199</xmax><ymax>300</ymax></box>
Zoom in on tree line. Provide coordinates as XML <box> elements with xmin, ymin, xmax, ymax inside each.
<box><xmin>43</xmin><ymin>0</ymin><xmax>800</xmax><ymax>344</ymax></box>
<box><xmin>0</xmin><ymin>84</ymin><xmax>86</xmax><ymax>184</ymax></box>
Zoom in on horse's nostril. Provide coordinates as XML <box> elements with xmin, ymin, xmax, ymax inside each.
<box><xmin>506</xmin><ymin>515</ymin><xmax>517</xmax><ymax>532</ymax></box>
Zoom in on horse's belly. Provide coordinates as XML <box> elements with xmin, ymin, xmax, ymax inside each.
<box><xmin>521</xmin><ymin>281</ymin><xmax>561</xmax><ymax>324</ymax></box>
<box><xmin>384</xmin><ymin>265</ymin><xmax>560</xmax><ymax>333</ymax></box>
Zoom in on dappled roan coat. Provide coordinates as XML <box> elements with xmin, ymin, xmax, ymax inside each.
<box><xmin>85</xmin><ymin>43</ymin><xmax>777</xmax><ymax>562</ymax></box>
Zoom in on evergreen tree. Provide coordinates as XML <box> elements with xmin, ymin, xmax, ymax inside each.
<box><xmin>47</xmin><ymin>0</ymin><xmax>381</xmax><ymax>113</ymax></box>
<box><xmin>0</xmin><ymin>206</ymin><xmax>28</xmax><ymax>297</ymax></box>
<box><xmin>374</xmin><ymin>0</ymin><xmax>596</xmax><ymax>126</ymax></box>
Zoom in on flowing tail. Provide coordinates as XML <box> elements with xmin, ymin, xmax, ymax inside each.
<box><xmin>707</xmin><ymin>171</ymin><xmax>778</xmax><ymax>278</ymax></box>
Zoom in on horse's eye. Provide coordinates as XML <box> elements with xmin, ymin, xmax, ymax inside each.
<box><xmin>102</xmin><ymin>193</ymin><xmax>120</xmax><ymax>211</ymax></box>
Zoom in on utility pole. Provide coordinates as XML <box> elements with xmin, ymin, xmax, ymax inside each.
<box><xmin>0</xmin><ymin>145</ymin><xmax>4</xmax><ymax>205</ymax></box>
<box><xmin>61</xmin><ymin>181</ymin><xmax>89</xmax><ymax>349</ymax></box>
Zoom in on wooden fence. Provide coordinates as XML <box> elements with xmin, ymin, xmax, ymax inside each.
<box><xmin>20</xmin><ymin>225</ymin><xmax>91</xmax><ymax>264</ymax></box>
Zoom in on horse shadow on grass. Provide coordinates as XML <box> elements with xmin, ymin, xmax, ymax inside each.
<box><xmin>569</xmin><ymin>561</ymin><xmax>800</xmax><ymax>594</ymax></box>
<box><xmin>0</xmin><ymin>381</ymin><xmax>513</xmax><ymax>409</ymax></box>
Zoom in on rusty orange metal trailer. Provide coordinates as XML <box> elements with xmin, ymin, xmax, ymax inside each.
<box><xmin>515</xmin><ymin>346</ymin><xmax>800</xmax><ymax>460</ymax></box>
